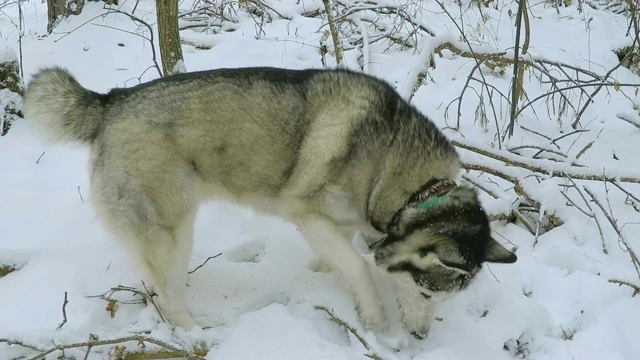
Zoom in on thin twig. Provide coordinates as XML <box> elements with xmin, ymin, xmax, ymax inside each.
<box><xmin>508</xmin><ymin>145</ymin><xmax>568</xmax><ymax>158</ymax></box>
<box><xmin>56</xmin><ymin>291</ymin><xmax>69</xmax><ymax>330</ymax></box>
<box><xmin>77</xmin><ymin>186</ymin><xmax>85</xmax><ymax>203</ymax></box>
<box><xmin>245</xmin><ymin>0</ymin><xmax>291</xmax><ymax>19</ymax></box>
<box><xmin>0</xmin><ymin>339</ymin><xmax>44</xmax><ymax>352</ymax></box>
<box><xmin>141</xmin><ymin>280</ymin><xmax>166</xmax><ymax>322</ymax></box>
<box><xmin>566</xmin><ymin>178</ymin><xmax>608</xmax><ymax>253</ymax></box>
<box><xmin>314</xmin><ymin>305</ymin><xmax>372</xmax><ymax>352</ymax></box>
<box><xmin>551</xmin><ymin>130</ymin><xmax>589</xmax><ymax>147</ymax></box>
<box><xmin>609</xmin><ymin>181</ymin><xmax>640</xmax><ymax>210</ymax></box>
<box><xmin>584</xmin><ymin>187</ymin><xmax>640</xmax><ymax>277</ymax></box>
<box><xmin>516</xmin><ymin>82</ymin><xmax>640</xmax><ymax>120</ymax></box>
<box><xmin>434</xmin><ymin>3</ymin><xmax>502</xmax><ymax>148</ymax></box>
<box><xmin>188</xmin><ymin>253</ymin><xmax>223</xmax><ymax>274</ymax></box>
<box><xmin>608</xmin><ymin>279</ymin><xmax>640</xmax><ymax>296</ymax></box>
<box><xmin>25</xmin><ymin>334</ymin><xmax>194</xmax><ymax>360</ymax></box>
<box><xmin>55</xmin><ymin>9</ymin><xmax>162</xmax><ymax>77</ymax></box>
<box><xmin>520</xmin><ymin>125</ymin><xmax>554</xmax><ymax>143</ymax></box>
<box><xmin>572</xmin><ymin>33</ymin><xmax>638</xmax><ymax>128</ymax></box>
<box><xmin>462</xmin><ymin>174</ymin><xmax>500</xmax><ymax>199</ymax></box>
<box><xmin>88</xmin><ymin>283</ymin><xmax>166</xmax><ymax>322</ymax></box>
<box><xmin>35</xmin><ymin>151</ymin><xmax>46</xmax><ymax>164</ymax></box>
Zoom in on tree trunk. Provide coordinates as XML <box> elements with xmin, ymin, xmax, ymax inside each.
<box><xmin>0</xmin><ymin>51</ymin><xmax>23</xmax><ymax>136</ymax></box>
<box><xmin>47</xmin><ymin>0</ymin><xmax>84</xmax><ymax>34</ymax></box>
<box><xmin>156</xmin><ymin>0</ymin><xmax>185</xmax><ymax>76</ymax></box>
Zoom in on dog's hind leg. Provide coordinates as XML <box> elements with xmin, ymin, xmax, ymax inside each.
<box><xmin>137</xmin><ymin>209</ymin><xmax>198</xmax><ymax>329</ymax></box>
<box><xmin>93</xmin><ymin>165</ymin><xmax>199</xmax><ymax>329</ymax></box>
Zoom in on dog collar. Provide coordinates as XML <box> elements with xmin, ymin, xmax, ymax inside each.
<box><xmin>383</xmin><ymin>179</ymin><xmax>456</xmax><ymax>235</ymax></box>
<box><xmin>417</xmin><ymin>195</ymin><xmax>450</xmax><ymax>210</ymax></box>
<box><xmin>371</xmin><ymin>192</ymin><xmax>452</xmax><ymax>250</ymax></box>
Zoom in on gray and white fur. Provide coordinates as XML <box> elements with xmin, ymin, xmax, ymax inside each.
<box><xmin>24</xmin><ymin>67</ymin><xmax>516</xmax><ymax>335</ymax></box>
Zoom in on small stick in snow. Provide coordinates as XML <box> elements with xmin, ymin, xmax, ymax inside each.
<box><xmin>56</xmin><ymin>291</ymin><xmax>69</xmax><ymax>330</ymax></box>
<box><xmin>77</xmin><ymin>186</ymin><xmax>85</xmax><ymax>203</ymax></box>
<box><xmin>314</xmin><ymin>306</ymin><xmax>369</xmax><ymax>349</ymax></box>
<box><xmin>188</xmin><ymin>253</ymin><xmax>223</xmax><ymax>274</ymax></box>
<box><xmin>35</xmin><ymin>151</ymin><xmax>46</xmax><ymax>164</ymax></box>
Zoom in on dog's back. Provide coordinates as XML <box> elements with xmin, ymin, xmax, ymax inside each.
<box><xmin>27</xmin><ymin>67</ymin><xmax>458</xmax><ymax>217</ymax></box>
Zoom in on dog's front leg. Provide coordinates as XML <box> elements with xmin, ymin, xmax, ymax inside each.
<box><xmin>393</xmin><ymin>279</ymin><xmax>439</xmax><ymax>338</ymax></box>
<box><xmin>297</xmin><ymin>215</ymin><xmax>388</xmax><ymax>332</ymax></box>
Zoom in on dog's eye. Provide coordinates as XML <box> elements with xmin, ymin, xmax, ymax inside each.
<box><xmin>455</xmin><ymin>273</ymin><xmax>471</xmax><ymax>287</ymax></box>
<box><xmin>417</xmin><ymin>245</ymin><xmax>436</xmax><ymax>257</ymax></box>
<box><xmin>440</xmin><ymin>259</ymin><xmax>470</xmax><ymax>272</ymax></box>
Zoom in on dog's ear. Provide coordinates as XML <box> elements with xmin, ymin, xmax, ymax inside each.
<box><xmin>484</xmin><ymin>238</ymin><xmax>517</xmax><ymax>263</ymax></box>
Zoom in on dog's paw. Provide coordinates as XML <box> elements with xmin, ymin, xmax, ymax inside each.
<box><xmin>307</xmin><ymin>258</ymin><xmax>333</xmax><ymax>273</ymax></box>
<box><xmin>376</xmin><ymin>328</ymin><xmax>411</xmax><ymax>350</ymax></box>
<box><xmin>400</xmin><ymin>318</ymin><xmax>431</xmax><ymax>339</ymax></box>
<box><xmin>155</xmin><ymin>297</ymin><xmax>200</xmax><ymax>330</ymax></box>
<box><xmin>410</xmin><ymin>329</ymin><xmax>428</xmax><ymax>340</ymax></box>
<box><xmin>173</xmin><ymin>314</ymin><xmax>199</xmax><ymax>330</ymax></box>
<box><xmin>356</xmin><ymin>303</ymin><xmax>389</xmax><ymax>333</ymax></box>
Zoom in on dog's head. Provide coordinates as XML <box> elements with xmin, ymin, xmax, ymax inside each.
<box><xmin>374</xmin><ymin>186</ymin><xmax>516</xmax><ymax>297</ymax></box>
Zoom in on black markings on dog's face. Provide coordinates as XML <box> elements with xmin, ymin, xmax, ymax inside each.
<box><xmin>387</xmin><ymin>257</ymin><xmax>475</xmax><ymax>293</ymax></box>
<box><xmin>374</xmin><ymin>187</ymin><xmax>516</xmax><ymax>294</ymax></box>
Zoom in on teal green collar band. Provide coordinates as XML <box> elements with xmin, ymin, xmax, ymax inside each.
<box><xmin>417</xmin><ymin>195</ymin><xmax>450</xmax><ymax>210</ymax></box>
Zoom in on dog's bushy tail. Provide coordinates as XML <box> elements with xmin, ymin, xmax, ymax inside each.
<box><xmin>24</xmin><ymin>67</ymin><xmax>107</xmax><ymax>144</ymax></box>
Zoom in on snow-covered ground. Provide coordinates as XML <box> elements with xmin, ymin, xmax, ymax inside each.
<box><xmin>1</xmin><ymin>0</ymin><xmax>640</xmax><ymax>358</ymax></box>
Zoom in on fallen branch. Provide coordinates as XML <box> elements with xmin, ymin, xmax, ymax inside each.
<box><xmin>314</xmin><ymin>305</ymin><xmax>382</xmax><ymax>359</ymax></box>
<box><xmin>24</xmin><ymin>334</ymin><xmax>196</xmax><ymax>360</ymax></box>
<box><xmin>453</xmin><ymin>140</ymin><xmax>640</xmax><ymax>184</ymax></box>
<box><xmin>608</xmin><ymin>279</ymin><xmax>640</xmax><ymax>296</ymax></box>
